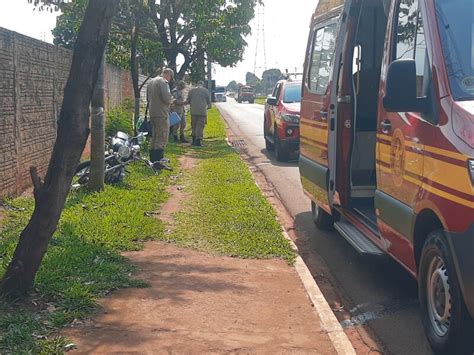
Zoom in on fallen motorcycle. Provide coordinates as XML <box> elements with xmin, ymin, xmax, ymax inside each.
<box><xmin>72</xmin><ymin>131</ymin><xmax>171</xmax><ymax>189</ymax></box>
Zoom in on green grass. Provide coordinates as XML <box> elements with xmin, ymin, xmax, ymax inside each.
<box><xmin>0</xmin><ymin>150</ymin><xmax>181</xmax><ymax>353</ymax></box>
<box><xmin>166</xmin><ymin>107</ymin><xmax>295</xmax><ymax>263</ymax></box>
<box><xmin>254</xmin><ymin>96</ymin><xmax>266</xmax><ymax>105</ymax></box>
<box><xmin>0</xmin><ymin>107</ymin><xmax>293</xmax><ymax>353</ymax></box>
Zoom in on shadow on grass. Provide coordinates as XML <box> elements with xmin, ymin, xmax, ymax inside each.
<box><xmin>0</xmin><ymin>223</ymin><xmax>146</xmax><ymax>353</ymax></box>
<box><xmin>0</xmin><ymin>161</ymin><xmax>170</xmax><ymax>353</ymax></box>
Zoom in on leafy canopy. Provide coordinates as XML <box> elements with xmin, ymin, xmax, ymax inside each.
<box><xmin>52</xmin><ymin>0</ymin><xmax>163</xmax><ymax>74</ymax></box>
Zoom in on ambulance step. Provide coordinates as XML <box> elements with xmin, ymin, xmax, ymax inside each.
<box><xmin>334</xmin><ymin>221</ymin><xmax>385</xmax><ymax>256</ymax></box>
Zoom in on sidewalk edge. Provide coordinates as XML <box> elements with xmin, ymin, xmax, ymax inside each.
<box><xmin>282</xmin><ymin>230</ymin><xmax>356</xmax><ymax>355</ymax></box>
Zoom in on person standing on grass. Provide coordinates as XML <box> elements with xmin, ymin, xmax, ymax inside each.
<box><xmin>171</xmin><ymin>80</ymin><xmax>188</xmax><ymax>143</ymax></box>
<box><xmin>187</xmin><ymin>81</ymin><xmax>211</xmax><ymax>147</ymax></box>
<box><xmin>147</xmin><ymin>68</ymin><xmax>174</xmax><ymax>164</ymax></box>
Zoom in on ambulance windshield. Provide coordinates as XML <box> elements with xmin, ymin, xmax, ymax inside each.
<box><xmin>436</xmin><ymin>0</ymin><xmax>474</xmax><ymax>100</ymax></box>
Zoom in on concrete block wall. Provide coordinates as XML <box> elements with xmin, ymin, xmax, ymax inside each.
<box><xmin>0</xmin><ymin>27</ymin><xmax>135</xmax><ymax>198</ymax></box>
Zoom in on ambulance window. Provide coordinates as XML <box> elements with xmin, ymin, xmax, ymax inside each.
<box><xmin>395</xmin><ymin>0</ymin><xmax>428</xmax><ymax>97</ymax></box>
<box><xmin>309</xmin><ymin>23</ymin><xmax>337</xmax><ymax>95</ymax></box>
<box><xmin>309</xmin><ymin>28</ymin><xmax>324</xmax><ymax>93</ymax></box>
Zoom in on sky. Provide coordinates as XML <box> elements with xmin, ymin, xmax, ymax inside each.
<box><xmin>0</xmin><ymin>0</ymin><xmax>318</xmax><ymax>86</ymax></box>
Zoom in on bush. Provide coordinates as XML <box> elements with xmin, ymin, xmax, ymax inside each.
<box><xmin>105</xmin><ymin>98</ymin><xmax>134</xmax><ymax>136</ymax></box>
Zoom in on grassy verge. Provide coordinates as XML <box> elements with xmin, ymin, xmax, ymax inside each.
<box><xmin>0</xmin><ymin>106</ymin><xmax>294</xmax><ymax>352</ymax></box>
<box><xmin>254</xmin><ymin>96</ymin><xmax>266</xmax><ymax>105</ymax></box>
<box><xmin>166</xmin><ymin>107</ymin><xmax>295</xmax><ymax>263</ymax></box>
<box><xmin>0</xmin><ymin>148</ymin><xmax>182</xmax><ymax>353</ymax></box>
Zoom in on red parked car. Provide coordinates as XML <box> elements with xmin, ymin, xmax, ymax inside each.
<box><xmin>263</xmin><ymin>80</ymin><xmax>301</xmax><ymax>161</ymax></box>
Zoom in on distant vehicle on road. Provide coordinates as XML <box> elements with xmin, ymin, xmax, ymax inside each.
<box><xmin>215</xmin><ymin>86</ymin><xmax>227</xmax><ymax>102</ymax></box>
<box><xmin>263</xmin><ymin>80</ymin><xmax>301</xmax><ymax>161</ymax></box>
<box><xmin>237</xmin><ymin>86</ymin><xmax>255</xmax><ymax>103</ymax></box>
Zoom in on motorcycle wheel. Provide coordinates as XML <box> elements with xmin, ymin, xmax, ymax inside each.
<box><xmin>105</xmin><ymin>165</ymin><xmax>125</xmax><ymax>184</ymax></box>
<box><xmin>72</xmin><ymin>161</ymin><xmax>91</xmax><ymax>187</ymax></box>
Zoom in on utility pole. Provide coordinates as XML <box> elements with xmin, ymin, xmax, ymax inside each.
<box><xmin>207</xmin><ymin>57</ymin><xmax>213</xmax><ymax>100</ymax></box>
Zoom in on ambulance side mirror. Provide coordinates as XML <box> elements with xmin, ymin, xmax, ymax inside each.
<box><xmin>383</xmin><ymin>59</ymin><xmax>427</xmax><ymax>113</ymax></box>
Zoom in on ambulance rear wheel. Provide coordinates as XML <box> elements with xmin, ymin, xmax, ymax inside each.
<box><xmin>311</xmin><ymin>201</ymin><xmax>334</xmax><ymax>230</ymax></box>
<box><xmin>419</xmin><ymin>230</ymin><xmax>474</xmax><ymax>354</ymax></box>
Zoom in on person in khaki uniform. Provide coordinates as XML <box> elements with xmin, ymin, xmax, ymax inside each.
<box><xmin>147</xmin><ymin>68</ymin><xmax>174</xmax><ymax>163</ymax></box>
<box><xmin>186</xmin><ymin>81</ymin><xmax>211</xmax><ymax>146</ymax></box>
<box><xmin>170</xmin><ymin>80</ymin><xmax>188</xmax><ymax>143</ymax></box>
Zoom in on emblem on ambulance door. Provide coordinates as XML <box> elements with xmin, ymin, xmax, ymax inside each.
<box><xmin>390</xmin><ymin>129</ymin><xmax>405</xmax><ymax>187</ymax></box>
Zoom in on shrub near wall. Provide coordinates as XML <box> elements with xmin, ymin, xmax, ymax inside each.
<box><xmin>105</xmin><ymin>98</ymin><xmax>134</xmax><ymax>137</ymax></box>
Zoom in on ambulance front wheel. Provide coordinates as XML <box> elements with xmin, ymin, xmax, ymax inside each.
<box><xmin>418</xmin><ymin>230</ymin><xmax>474</xmax><ymax>354</ymax></box>
<box><xmin>311</xmin><ymin>201</ymin><xmax>334</xmax><ymax>230</ymax></box>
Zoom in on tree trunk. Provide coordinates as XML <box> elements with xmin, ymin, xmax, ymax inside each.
<box><xmin>130</xmin><ymin>19</ymin><xmax>140</xmax><ymax>134</ymax></box>
<box><xmin>166</xmin><ymin>50</ymin><xmax>178</xmax><ymax>76</ymax></box>
<box><xmin>89</xmin><ymin>52</ymin><xmax>106</xmax><ymax>192</ymax></box>
<box><xmin>207</xmin><ymin>58</ymin><xmax>212</xmax><ymax>98</ymax></box>
<box><xmin>0</xmin><ymin>0</ymin><xmax>120</xmax><ymax>296</ymax></box>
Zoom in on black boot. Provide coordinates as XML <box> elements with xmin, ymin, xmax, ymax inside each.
<box><xmin>192</xmin><ymin>136</ymin><xmax>196</xmax><ymax>146</ymax></box>
<box><xmin>173</xmin><ymin>135</ymin><xmax>179</xmax><ymax>142</ymax></box>
<box><xmin>196</xmin><ymin>138</ymin><xmax>203</xmax><ymax>147</ymax></box>
<box><xmin>156</xmin><ymin>149</ymin><xmax>164</xmax><ymax>160</ymax></box>
<box><xmin>153</xmin><ymin>149</ymin><xmax>172</xmax><ymax>171</ymax></box>
<box><xmin>149</xmin><ymin>149</ymin><xmax>158</xmax><ymax>163</ymax></box>
<box><xmin>180</xmin><ymin>134</ymin><xmax>189</xmax><ymax>143</ymax></box>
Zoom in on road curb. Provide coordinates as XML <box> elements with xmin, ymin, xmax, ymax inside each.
<box><xmin>281</xmin><ymin>229</ymin><xmax>356</xmax><ymax>355</ymax></box>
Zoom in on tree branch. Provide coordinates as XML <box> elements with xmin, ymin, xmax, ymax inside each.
<box><xmin>30</xmin><ymin>166</ymin><xmax>43</xmax><ymax>200</ymax></box>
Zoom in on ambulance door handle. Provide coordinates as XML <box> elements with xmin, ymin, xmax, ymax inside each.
<box><xmin>380</xmin><ymin>120</ymin><xmax>392</xmax><ymax>133</ymax></box>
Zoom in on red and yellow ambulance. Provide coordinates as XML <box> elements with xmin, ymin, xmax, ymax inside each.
<box><xmin>299</xmin><ymin>0</ymin><xmax>473</xmax><ymax>352</ymax></box>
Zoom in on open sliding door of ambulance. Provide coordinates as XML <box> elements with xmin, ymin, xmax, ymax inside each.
<box><xmin>327</xmin><ymin>0</ymin><xmax>356</xmax><ymax>208</ymax></box>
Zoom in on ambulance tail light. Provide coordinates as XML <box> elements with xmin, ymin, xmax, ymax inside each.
<box><xmin>469</xmin><ymin>160</ymin><xmax>474</xmax><ymax>185</ymax></box>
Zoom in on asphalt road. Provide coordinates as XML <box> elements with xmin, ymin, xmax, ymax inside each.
<box><xmin>216</xmin><ymin>99</ymin><xmax>433</xmax><ymax>355</ymax></box>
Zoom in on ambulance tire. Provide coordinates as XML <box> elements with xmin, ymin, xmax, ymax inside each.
<box><xmin>311</xmin><ymin>201</ymin><xmax>334</xmax><ymax>230</ymax></box>
<box><xmin>418</xmin><ymin>230</ymin><xmax>474</xmax><ymax>354</ymax></box>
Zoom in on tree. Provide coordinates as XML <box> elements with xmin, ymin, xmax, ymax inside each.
<box><xmin>53</xmin><ymin>0</ymin><xmax>163</xmax><ymax>74</ymax></box>
<box><xmin>0</xmin><ymin>0</ymin><xmax>120</xmax><ymax>296</ymax></box>
<box><xmin>53</xmin><ymin>0</ymin><xmax>261</xmax><ymax>83</ymax></box>
<box><xmin>53</xmin><ymin>0</ymin><xmax>164</xmax><ymax>133</ymax></box>
<box><xmin>246</xmin><ymin>72</ymin><xmax>260</xmax><ymax>86</ymax></box>
<box><xmin>146</xmin><ymin>0</ymin><xmax>259</xmax><ymax>79</ymax></box>
<box><xmin>226</xmin><ymin>80</ymin><xmax>239</xmax><ymax>93</ymax></box>
<box><xmin>261</xmin><ymin>68</ymin><xmax>282</xmax><ymax>94</ymax></box>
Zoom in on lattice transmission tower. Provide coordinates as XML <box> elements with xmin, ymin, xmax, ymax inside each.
<box><xmin>253</xmin><ymin>4</ymin><xmax>267</xmax><ymax>76</ymax></box>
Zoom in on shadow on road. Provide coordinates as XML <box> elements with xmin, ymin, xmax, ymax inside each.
<box><xmin>290</xmin><ymin>211</ymin><xmax>431</xmax><ymax>354</ymax></box>
<box><xmin>256</xmin><ymin>148</ymin><xmax>299</xmax><ymax>168</ymax></box>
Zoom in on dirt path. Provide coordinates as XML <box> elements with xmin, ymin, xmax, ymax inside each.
<box><xmin>62</xmin><ymin>155</ymin><xmax>336</xmax><ymax>354</ymax></box>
